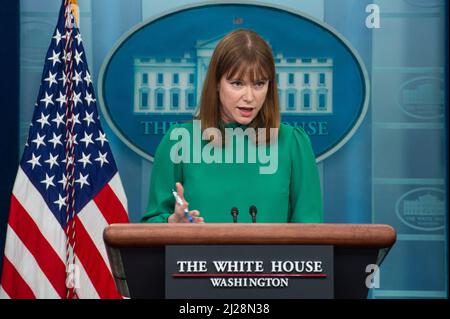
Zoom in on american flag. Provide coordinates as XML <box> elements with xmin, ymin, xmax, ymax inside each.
<box><xmin>0</xmin><ymin>0</ymin><xmax>128</xmax><ymax>299</ymax></box>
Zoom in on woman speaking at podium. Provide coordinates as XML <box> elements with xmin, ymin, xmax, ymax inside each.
<box><xmin>142</xmin><ymin>29</ymin><xmax>323</xmax><ymax>224</ymax></box>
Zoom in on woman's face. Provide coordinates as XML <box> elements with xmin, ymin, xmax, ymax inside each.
<box><xmin>218</xmin><ymin>73</ymin><xmax>269</xmax><ymax>125</ymax></box>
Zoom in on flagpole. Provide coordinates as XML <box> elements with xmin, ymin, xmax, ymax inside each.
<box><xmin>62</xmin><ymin>0</ymin><xmax>78</xmax><ymax>300</ymax></box>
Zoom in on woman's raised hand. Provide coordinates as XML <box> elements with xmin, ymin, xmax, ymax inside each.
<box><xmin>168</xmin><ymin>182</ymin><xmax>204</xmax><ymax>223</ymax></box>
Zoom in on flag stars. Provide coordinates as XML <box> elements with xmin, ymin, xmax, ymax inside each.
<box><xmin>66</xmin><ymin>133</ymin><xmax>78</xmax><ymax>147</ymax></box>
<box><xmin>44</xmin><ymin>71</ymin><xmax>58</xmax><ymax>88</ymax></box>
<box><xmin>75</xmin><ymin>33</ymin><xmax>82</xmax><ymax>45</ymax></box>
<box><xmin>80</xmin><ymin>132</ymin><xmax>94</xmax><ymax>148</ymax></box>
<box><xmin>53</xmin><ymin>29</ymin><xmax>64</xmax><ymax>46</ymax></box>
<box><xmin>96</xmin><ymin>131</ymin><xmax>108</xmax><ymax>147</ymax></box>
<box><xmin>32</xmin><ymin>133</ymin><xmax>46</xmax><ymax>149</ymax></box>
<box><xmin>68</xmin><ymin>113</ymin><xmax>81</xmax><ymax>128</ymax></box>
<box><xmin>84</xmin><ymin>71</ymin><xmax>92</xmax><ymax>86</ymax></box>
<box><xmin>58</xmin><ymin>173</ymin><xmax>68</xmax><ymax>189</ymax></box>
<box><xmin>74</xmin><ymin>49</ymin><xmax>83</xmax><ymax>65</ymax></box>
<box><xmin>59</xmin><ymin>71</ymin><xmax>68</xmax><ymax>86</ymax></box>
<box><xmin>95</xmin><ymin>151</ymin><xmax>109</xmax><ymax>168</ymax></box>
<box><xmin>62</xmin><ymin>155</ymin><xmax>75</xmax><ymax>166</ymax></box>
<box><xmin>56</xmin><ymin>92</ymin><xmax>67</xmax><ymax>107</ymax></box>
<box><xmin>40</xmin><ymin>173</ymin><xmax>55</xmax><ymax>190</ymax></box>
<box><xmin>36</xmin><ymin>112</ymin><xmax>50</xmax><ymax>129</ymax></box>
<box><xmin>47</xmin><ymin>50</ymin><xmax>61</xmax><ymax>67</ymax></box>
<box><xmin>78</xmin><ymin>152</ymin><xmax>92</xmax><ymax>168</ymax></box>
<box><xmin>62</xmin><ymin>50</ymin><xmax>72</xmax><ymax>63</ymax></box>
<box><xmin>40</xmin><ymin>92</ymin><xmax>54</xmax><ymax>108</ymax></box>
<box><xmin>49</xmin><ymin>133</ymin><xmax>63</xmax><ymax>148</ymax></box>
<box><xmin>44</xmin><ymin>153</ymin><xmax>60</xmax><ymax>169</ymax></box>
<box><xmin>84</xmin><ymin>92</ymin><xmax>96</xmax><ymax>106</ymax></box>
<box><xmin>72</xmin><ymin>70</ymin><xmax>82</xmax><ymax>87</ymax></box>
<box><xmin>64</xmin><ymin>30</ymin><xmax>73</xmax><ymax>42</ymax></box>
<box><xmin>75</xmin><ymin>172</ymin><xmax>90</xmax><ymax>189</ymax></box>
<box><xmin>83</xmin><ymin>111</ymin><xmax>95</xmax><ymax>127</ymax></box>
<box><xmin>72</xmin><ymin>91</ymin><xmax>82</xmax><ymax>107</ymax></box>
<box><xmin>27</xmin><ymin>153</ymin><xmax>42</xmax><ymax>170</ymax></box>
<box><xmin>52</xmin><ymin>112</ymin><xmax>65</xmax><ymax>128</ymax></box>
<box><xmin>53</xmin><ymin>194</ymin><xmax>67</xmax><ymax>210</ymax></box>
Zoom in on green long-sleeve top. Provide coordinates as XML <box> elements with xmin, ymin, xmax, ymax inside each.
<box><xmin>141</xmin><ymin>121</ymin><xmax>323</xmax><ymax>223</ymax></box>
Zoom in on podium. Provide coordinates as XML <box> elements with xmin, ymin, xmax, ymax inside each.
<box><xmin>103</xmin><ymin>223</ymin><xmax>396</xmax><ymax>299</ymax></box>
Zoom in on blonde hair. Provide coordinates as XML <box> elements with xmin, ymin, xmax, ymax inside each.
<box><xmin>197</xmin><ymin>29</ymin><xmax>280</xmax><ymax>144</ymax></box>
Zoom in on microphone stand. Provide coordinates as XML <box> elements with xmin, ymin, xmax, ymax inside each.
<box><xmin>249</xmin><ymin>205</ymin><xmax>257</xmax><ymax>223</ymax></box>
<box><xmin>231</xmin><ymin>207</ymin><xmax>239</xmax><ymax>223</ymax></box>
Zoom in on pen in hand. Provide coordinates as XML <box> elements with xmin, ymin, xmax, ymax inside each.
<box><xmin>172</xmin><ymin>189</ymin><xmax>193</xmax><ymax>223</ymax></box>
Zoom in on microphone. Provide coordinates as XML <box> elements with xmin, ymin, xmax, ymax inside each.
<box><xmin>249</xmin><ymin>205</ymin><xmax>257</xmax><ymax>223</ymax></box>
<box><xmin>231</xmin><ymin>207</ymin><xmax>239</xmax><ymax>223</ymax></box>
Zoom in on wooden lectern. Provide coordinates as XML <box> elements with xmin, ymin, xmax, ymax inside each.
<box><xmin>103</xmin><ymin>223</ymin><xmax>396</xmax><ymax>299</ymax></box>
